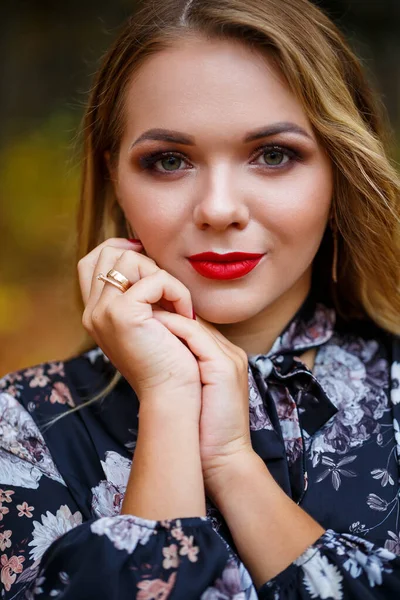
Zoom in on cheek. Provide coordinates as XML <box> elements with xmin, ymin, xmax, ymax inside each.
<box><xmin>260</xmin><ymin>166</ymin><xmax>332</xmax><ymax>246</ymax></box>
<box><xmin>117</xmin><ymin>173</ymin><xmax>186</xmax><ymax>235</ymax></box>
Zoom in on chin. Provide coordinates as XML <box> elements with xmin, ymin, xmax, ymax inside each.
<box><xmin>194</xmin><ymin>299</ymin><xmax>269</xmax><ymax>325</ymax></box>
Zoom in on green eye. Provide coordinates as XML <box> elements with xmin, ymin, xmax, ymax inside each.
<box><xmin>263</xmin><ymin>150</ymin><xmax>285</xmax><ymax>165</ymax></box>
<box><xmin>159</xmin><ymin>156</ymin><xmax>183</xmax><ymax>171</ymax></box>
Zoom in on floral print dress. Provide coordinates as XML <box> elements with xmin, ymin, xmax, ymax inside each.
<box><xmin>1</xmin><ymin>294</ymin><xmax>400</xmax><ymax>599</ymax></box>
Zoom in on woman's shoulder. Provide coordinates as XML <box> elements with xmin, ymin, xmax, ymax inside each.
<box><xmin>0</xmin><ymin>347</ymin><xmax>111</xmax><ymax>416</ymax></box>
<box><xmin>334</xmin><ymin>313</ymin><xmax>399</xmax><ymax>351</ymax></box>
<box><xmin>331</xmin><ymin>316</ymin><xmax>400</xmax><ymax>404</ymax></box>
<box><xmin>0</xmin><ymin>357</ymin><xmax>79</xmax><ymax>485</ymax></box>
<box><xmin>0</xmin><ymin>359</ymin><xmax>71</xmax><ymax>411</ymax></box>
<box><xmin>0</xmin><ymin>348</ymin><xmax>109</xmax><ymax>466</ymax></box>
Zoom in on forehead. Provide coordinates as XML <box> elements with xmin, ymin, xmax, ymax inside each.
<box><xmin>122</xmin><ymin>36</ymin><xmax>311</xmax><ymax>139</ymax></box>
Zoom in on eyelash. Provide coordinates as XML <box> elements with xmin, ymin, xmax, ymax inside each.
<box><xmin>138</xmin><ymin>144</ymin><xmax>302</xmax><ymax>175</ymax></box>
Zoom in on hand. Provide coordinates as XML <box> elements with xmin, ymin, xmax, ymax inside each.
<box><xmin>151</xmin><ymin>309</ymin><xmax>253</xmax><ymax>499</ymax></box>
<box><xmin>78</xmin><ymin>238</ymin><xmax>202</xmax><ymax>419</ymax></box>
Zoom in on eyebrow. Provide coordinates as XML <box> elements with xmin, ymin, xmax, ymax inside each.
<box><xmin>129</xmin><ymin>122</ymin><xmax>313</xmax><ymax>149</ymax></box>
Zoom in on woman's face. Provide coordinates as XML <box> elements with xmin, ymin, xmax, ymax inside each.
<box><xmin>113</xmin><ymin>36</ymin><xmax>333</xmax><ymax>325</ymax></box>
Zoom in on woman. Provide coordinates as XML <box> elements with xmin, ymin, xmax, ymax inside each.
<box><xmin>1</xmin><ymin>0</ymin><xmax>399</xmax><ymax>597</ymax></box>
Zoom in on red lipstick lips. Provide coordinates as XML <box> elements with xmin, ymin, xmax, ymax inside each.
<box><xmin>187</xmin><ymin>252</ymin><xmax>265</xmax><ymax>280</ymax></box>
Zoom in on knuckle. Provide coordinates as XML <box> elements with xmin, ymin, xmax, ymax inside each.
<box><xmin>239</xmin><ymin>349</ymin><xmax>248</xmax><ymax>364</ymax></box>
<box><xmin>120</xmin><ymin>249</ymin><xmax>136</xmax><ymax>261</ymax></box>
<box><xmin>102</xmin><ymin>300</ymin><xmax>126</xmax><ymax>326</ymax></box>
<box><xmin>98</xmin><ymin>247</ymin><xmax>110</xmax><ymax>261</ymax></box>
<box><xmin>230</xmin><ymin>357</ymin><xmax>240</xmax><ymax>372</ymax></box>
<box><xmin>157</xmin><ymin>268</ymin><xmax>189</xmax><ymax>291</ymax></box>
<box><xmin>77</xmin><ymin>257</ymin><xmax>89</xmax><ymax>275</ymax></box>
<box><xmin>99</xmin><ymin>246</ymin><xmax>120</xmax><ymax>261</ymax></box>
<box><xmin>102</xmin><ymin>302</ymin><xmax>115</xmax><ymax>321</ymax></box>
<box><xmin>81</xmin><ymin>310</ymin><xmax>91</xmax><ymax>332</ymax></box>
<box><xmin>155</xmin><ymin>268</ymin><xmax>171</xmax><ymax>282</ymax></box>
<box><xmin>236</xmin><ymin>356</ymin><xmax>247</xmax><ymax>374</ymax></box>
<box><xmin>91</xmin><ymin>307</ymin><xmax>104</xmax><ymax>328</ymax></box>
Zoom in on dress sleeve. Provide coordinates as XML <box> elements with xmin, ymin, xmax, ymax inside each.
<box><xmin>0</xmin><ymin>384</ymin><xmax>236</xmax><ymax>599</ymax></box>
<box><xmin>257</xmin><ymin>528</ymin><xmax>400</xmax><ymax>599</ymax></box>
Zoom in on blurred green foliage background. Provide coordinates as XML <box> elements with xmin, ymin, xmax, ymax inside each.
<box><xmin>1</xmin><ymin>0</ymin><xmax>399</xmax><ymax>376</ymax></box>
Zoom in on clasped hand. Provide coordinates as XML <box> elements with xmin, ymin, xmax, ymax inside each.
<box><xmin>152</xmin><ymin>308</ymin><xmax>253</xmax><ymax>497</ymax></box>
<box><xmin>79</xmin><ymin>238</ymin><xmax>254</xmax><ymax>501</ymax></box>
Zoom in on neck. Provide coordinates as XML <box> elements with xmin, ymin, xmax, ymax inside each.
<box><xmin>214</xmin><ymin>272</ymin><xmax>312</xmax><ymax>356</ymax></box>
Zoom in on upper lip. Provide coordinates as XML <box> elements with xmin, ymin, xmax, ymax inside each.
<box><xmin>188</xmin><ymin>251</ymin><xmax>265</xmax><ymax>262</ymax></box>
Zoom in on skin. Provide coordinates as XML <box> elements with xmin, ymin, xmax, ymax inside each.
<box><xmin>91</xmin><ymin>35</ymin><xmax>335</xmax><ymax>587</ymax></box>
<box><xmin>112</xmin><ymin>35</ymin><xmax>333</xmax><ymax>356</ymax></box>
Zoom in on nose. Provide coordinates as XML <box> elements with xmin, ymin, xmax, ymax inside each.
<box><xmin>192</xmin><ymin>166</ymin><xmax>250</xmax><ymax>232</ymax></box>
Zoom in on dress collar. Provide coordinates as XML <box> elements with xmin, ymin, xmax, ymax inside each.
<box><xmin>248</xmin><ymin>293</ymin><xmax>336</xmax><ymax>365</ymax></box>
<box><xmin>84</xmin><ymin>294</ymin><xmax>336</xmax><ymax>373</ymax></box>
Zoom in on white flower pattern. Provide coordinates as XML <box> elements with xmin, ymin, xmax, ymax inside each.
<box><xmin>28</xmin><ymin>505</ymin><xmax>82</xmax><ymax>563</ymax></box>
<box><xmin>91</xmin><ymin>451</ymin><xmax>132</xmax><ymax>517</ymax></box>
<box><xmin>298</xmin><ymin>548</ymin><xmax>343</xmax><ymax>599</ymax></box>
<box><xmin>391</xmin><ymin>362</ymin><xmax>400</xmax><ymax>405</ymax></box>
<box><xmin>309</xmin><ymin>342</ymin><xmax>388</xmax><ymax>461</ymax></box>
<box><xmin>0</xmin><ymin>302</ymin><xmax>398</xmax><ymax>599</ymax></box>
<box><xmin>90</xmin><ymin>515</ymin><xmax>155</xmax><ymax>554</ymax></box>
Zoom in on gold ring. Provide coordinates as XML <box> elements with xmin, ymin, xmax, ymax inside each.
<box><xmin>106</xmin><ymin>269</ymin><xmax>131</xmax><ymax>291</ymax></box>
<box><xmin>96</xmin><ymin>273</ymin><xmax>127</xmax><ymax>293</ymax></box>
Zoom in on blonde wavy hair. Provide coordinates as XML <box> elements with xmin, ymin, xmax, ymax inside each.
<box><xmin>46</xmin><ymin>0</ymin><xmax>400</xmax><ymax>426</ymax></box>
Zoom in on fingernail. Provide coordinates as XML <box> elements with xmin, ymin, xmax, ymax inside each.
<box><xmin>192</xmin><ymin>308</ymin><xmax>196</xmax><ymax>320</ymax></box>
<box><xmin>128</xmin><ymin>238</ymin><xmax>142</xmax><ymax>244</ymax></box>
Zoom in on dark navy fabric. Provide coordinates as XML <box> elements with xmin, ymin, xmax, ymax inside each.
<box><xmin>0</xmin><ymin>294</ymin><xmax>400</xmax><ymax>598</ymax></box>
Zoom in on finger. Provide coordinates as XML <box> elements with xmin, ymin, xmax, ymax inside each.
<box><xmin>193</xmin><ymin>316</ymin><xmax>247</xmax><ymax>360</ymax></box>
<box><xmin>151</xmin><ymin>310</ymin><xmax>225</xmax><ymax>366</ymax></box>
<box><xmin>90</xmin><ymin>242</ymin><xmax>147</xmax><ymax>302</ymax></box>
<box><xmin>89</xmin><ymin>247</ymin><xmax>132</xmax><ymax>307</ymax></box>
<box><xmin>153</xmin><ymin>310</ymin><xmax>246</xmax><ymax>366</ymax></box>
<box><xmin>98</xmin><ymin>248</ymin><xmax>160</xmax><ymax>305</ymax></box>
<box><xmin>116</xmin><ymin>270</ymin><xmax>194</xmax><ymax>321</ymax></box>
<box><xmin>193</xmin><ymin>317</ymin><xmax>229</xmax><ymax>344</ymax></box>
<box><xmin>105</xmin><ymin>251</ymin><xmax>178</xmax><ymax>315</ymax></box>
<box><xmin>181</xmin><ymin>313</ymin><xmax>233</xmax><ymax>349</ymax></box>
<box><xmin>78</xmin><ymin>238</ymin><xmax>143</xmax><ymax>305</ymax></box>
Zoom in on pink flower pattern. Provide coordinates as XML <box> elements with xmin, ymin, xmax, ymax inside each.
<box><xmin>136</xmin><ymin>572</ymin><xmax>176</xmax><ymax>600</ymax></box>
<box><xmin>49</xmin><ymin>381</ymin><xmax>74</xmax><ymax>406</ymax></box>
<box><xmin>16</xmin><ymin>501</ymin><xmax>34</xmax><ymax>518</ymax></box>
<box><xmin>179</xmin><ymin>535</ymin><xmax>199</xmax><ymax>563</ymax></box>
<box><xmin>162</xmin><ymin>543</ymin><xmax>179</xmax><ymax>569</ymax></box>
<box><xmin>47</xmin><ymin>362</ymin><xmax>65</xmax><ymax>376</ymax></box>
<box><xmin>0</xmin><ymin>531</ymin><xmax>12</xmax><ymax>552</ymax></box>
<box><xmin>0</xmin><ymin>490</ymin><xmax>14</xmax><ymax>504</ymax></box>
<box><xmin>0</xmin><ymin>504</ymin><xmax>10</xmax><ymax>521</ymax></box>
<box><xmin>0</xmin><ymin>300</ymin><xmax>399</xmax><ymax>599</ymax></box>
<box><xmin>0</xmin><ymin>553</ymin><xmax>25</xmax><ymax>591</ymax></box>
<box><xmin>29</xmin><ymin>374</ymin><xmax>49</xmax><ymax>388</ymax></box>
